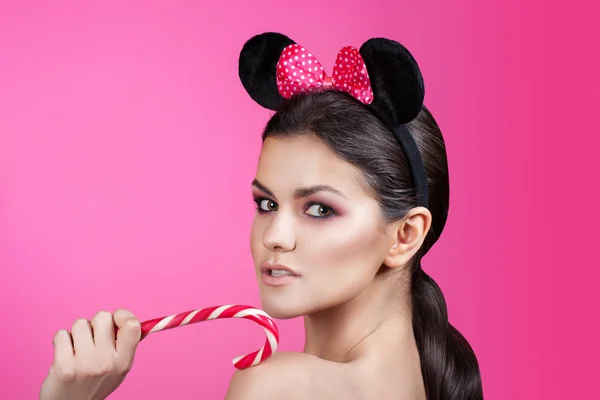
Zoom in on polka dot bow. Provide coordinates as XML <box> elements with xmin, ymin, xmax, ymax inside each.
<box><xmin>276</xmin><ymin>44</ymin><xmax>374</xmax><ymax>104</ymax></box>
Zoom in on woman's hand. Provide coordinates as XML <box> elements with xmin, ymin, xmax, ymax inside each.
<box><xmin>40</xmin><ymin>309</ymin><xmax>142</xmax><ymax>400</ymax></box>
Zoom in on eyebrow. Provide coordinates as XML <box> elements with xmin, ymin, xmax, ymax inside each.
<box><xmin>251</xmin><ymin>179</ymin><xmax>347</xmax><ymax>200</ymax></box>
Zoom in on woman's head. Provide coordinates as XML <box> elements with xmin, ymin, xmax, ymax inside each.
<box><xmin>250</xmin><ymin>90</ymin><xmax>445</xmax><ymax>318</ymax></box>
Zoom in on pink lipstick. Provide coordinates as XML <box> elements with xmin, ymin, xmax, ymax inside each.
<box><xmin>260</xmin><ymin>262</ymin><xmax>300</xmax><ymax>287</ymax></box>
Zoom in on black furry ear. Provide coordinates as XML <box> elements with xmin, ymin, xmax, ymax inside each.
<box><xmin>360</xmin><ymin>38</ymin><xmax>424</xmax><ymax>126</ymax></box>
<box><xmin>238</xmin><ymin>32</ymin><xmax>296</xmax><ymax>110</ymax></box>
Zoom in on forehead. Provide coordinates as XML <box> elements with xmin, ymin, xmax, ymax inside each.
<box><xmin>255</xmin><ymin>134</ymin><xmax>368</xmax><ymax>196</ymax></box>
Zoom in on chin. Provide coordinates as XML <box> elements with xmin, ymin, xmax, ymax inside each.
<box><xmin>259</xmin><ymin>292</ymin><xmax>307</xmax><ymax>320</ymax></box>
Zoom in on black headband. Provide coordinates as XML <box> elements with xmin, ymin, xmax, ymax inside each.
<box><xmin>238</xmin><ymin>32</ymin><xmax>429</xmax><ymax>208</ymax></box>
<box><xmin>393</xmin><ymin>125</ymin><xmax>429</xmax><ymax>207</ymax></box>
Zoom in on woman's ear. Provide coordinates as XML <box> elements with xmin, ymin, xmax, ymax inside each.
<box><xmin>384</xmin><ymin>207</ymin><xmax>432</xmax><ymax>269</ymax></box>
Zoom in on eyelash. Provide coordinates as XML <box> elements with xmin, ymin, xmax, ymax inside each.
<box><xmin>252</xmin><ymin>197</ymin><xmax>337</xmax><ymax>220</ymax></box>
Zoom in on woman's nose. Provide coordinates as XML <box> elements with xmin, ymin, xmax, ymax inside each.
<box><xmin>262</xmin><ymin>212</ymin><xmax>296</xmax><ymax>252</ymax></box>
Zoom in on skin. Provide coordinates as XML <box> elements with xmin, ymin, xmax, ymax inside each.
<box><xmin>39</xmin><ymin>309</ymin><xmax>141</xmax><ymax>400</ymax></box>
<box><xmin>40</xmin><ymin>134</ymin><xmax>432</xmax><ymax>400</ymax></box>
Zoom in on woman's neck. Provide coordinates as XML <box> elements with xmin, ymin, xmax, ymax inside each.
<box><xmin>302</xmin><ymin>271</ymin><xmax>413</xmax><ymax>362</ymax></box>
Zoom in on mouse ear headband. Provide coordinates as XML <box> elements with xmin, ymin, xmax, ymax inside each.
<box><xmin>238</xmin><ymin>32</ymin><xmax>428</xmax><ymax>207</ymax></box>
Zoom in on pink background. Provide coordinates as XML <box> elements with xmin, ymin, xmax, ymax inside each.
<box><xmin>1</xmin><ymin>1</ymin><xmax>598</xmax><ymax>399</ymax></box>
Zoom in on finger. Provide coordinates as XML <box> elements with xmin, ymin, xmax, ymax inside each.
<box><xmin>71</xmin><ymin>318</ymin><xmax>94</xmax><ymax>356</ymax></box>
<box><xmin>114</xmin><ymin>309</ymin><xmax>141</xmax><ymax>355</ymax></box>
<box><xmin>90</xmin><ymin>310</ymin><xmax>116</xmax><ymax>351</ymax></box>
<box><xmin>52</xmin><ymin>329</ymin><xmax>74</xmax><ymax>371</ymax></box>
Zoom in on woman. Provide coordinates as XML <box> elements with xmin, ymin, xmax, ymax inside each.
<box><xmin>40</xmin><ymin>33</ymin><xmax>483</xmax><ymax>399</ymax></box>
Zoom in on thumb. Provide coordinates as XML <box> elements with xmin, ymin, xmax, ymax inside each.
<box><xmin>114</xmin><ymin>309</ymin><xmax>141</xmax><ymax>354</ymax></box>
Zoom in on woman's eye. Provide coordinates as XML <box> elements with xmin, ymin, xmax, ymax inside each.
<box><xmin>259</xmin><ymin>199</ymin><xmax>278</xmax><ymax>212</ymax></box>
<box><xmin>306</xmin><ymin>204</ymin><xmax>334</xmax><ymax>218</ymax></box>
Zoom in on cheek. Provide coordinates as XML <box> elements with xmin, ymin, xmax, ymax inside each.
<box><xmin>250</xmin><ymin>217</ymin><xmax>263</xmax><ymax>261</ymax></box>
<box><xmin>297</xmin><ymin>220</ymin><xmax>384</xmax><ymax>311</ymax></box>
<box><xmin>303</xmin><ymin>217</ymin><xmax>385</xmax><ymax>279</ymax></box>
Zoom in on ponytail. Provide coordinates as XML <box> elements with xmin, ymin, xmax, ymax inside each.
<box><xmin>411</xmin><ymin>266</ymin><xmax>484</xmax><ymax>399</ymax></box>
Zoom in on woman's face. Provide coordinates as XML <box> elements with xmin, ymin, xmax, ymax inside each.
<box><xmin>250</xmin><ymin>134</ymin><xmax>394</xmax><ymax>319</ymax></box>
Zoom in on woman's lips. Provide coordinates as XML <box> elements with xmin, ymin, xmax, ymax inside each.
<box><xmin>261</xmin><ymin>270</ymin><xmax>299</xmax><ymax>286</ymax></box>
<box><xmin>259</xmin><ymin>262</ymin><xmax>300</xmax><ymax>286</ymax></box>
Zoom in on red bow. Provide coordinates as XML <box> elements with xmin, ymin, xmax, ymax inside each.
<box><xmin>276</xmin><ymin>44</ymin><xmax>374</xmax><ymax>105</ymax></box>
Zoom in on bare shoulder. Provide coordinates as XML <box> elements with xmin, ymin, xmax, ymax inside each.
<box><xmin>224</xmin><ymin>352</ymin><xmax>361</xmax><ymax>400</ymax></box>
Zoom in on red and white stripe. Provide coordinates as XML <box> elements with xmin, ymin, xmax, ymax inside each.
<box><xmin>138</xmin><ymin>305</ymin><xmax>279</xmax><ymax>369</ymax></box>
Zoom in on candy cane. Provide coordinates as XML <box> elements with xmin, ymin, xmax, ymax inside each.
<box><xmin>120</xmin><ymin>305</ymin><xmax>279</xmax><ymax>369</ymax></box>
